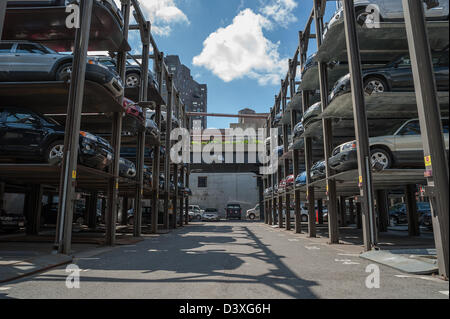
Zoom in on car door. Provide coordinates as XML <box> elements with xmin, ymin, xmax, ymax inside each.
<box><xmin>0</xmin><ymin>43</ymin><xmax>15</xmax><ymax>81</ymax></box>
<box><xmin>394</xmin><ymin>120</ymin><xmax>423</xmax><ymax>166</ymax></box>
<box><xmin>389</xmin><ymin>56</ymin><xmax>415</xmax><ymax>90</ymax></box>
<box><xmin>11</xmin><ymin>43</ymin><xmax>55</xmax><ymax>81</ymax></box>
<box><xmin>2</xmin><ymin>110</ymin><xmax>44</xmax><ymax>157</ymax></box>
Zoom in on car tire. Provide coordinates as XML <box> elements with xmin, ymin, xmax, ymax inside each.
<box><xmin>248</xmin><ymin>213</ymin><xmax>255</xmax><ymax>220</ymax></box>
<box><xmin>364</xmin><ymin>76</ymin><xmax>388</xmax><ymax>94</ymax></box>
<box><xmin>370</xmin><ymin>148</ymin><xmax>392</xmax><ymax>169</ymax></box>
<box><xmin>301</xmin><ymin>215</ymin><xmax>308</xmax><ymax>222</ymax></box>
<box><xmin>196</xmin><ymin>214</ymin><xmax>202</xmax><ymax>220</ymax></box>
<box><xmin>56</xmin><ymin>63</ymin><xmax>72</xmax><ymax>82</ymax></box>
<box><xmin>126</xmin><ymin>72</ymin><xmax>140</xmax><ymax>88</ymax></box>
<box><xmin>45</xmin><ymin>140</ymin><xmax>65</xmax><ymax>166</ymax></box>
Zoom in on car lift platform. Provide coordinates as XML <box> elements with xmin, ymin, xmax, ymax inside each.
<box><xmin>321</xmin><ymin>92</ymin><xmax>449</xmax><ymax>119</ymax></box>
<box><xmin>3</xmin><ymin>3</ymin><xmax>130</xmax><ymax>52</ymax></box>
<box><xmin>316</xmin><ymin>20</ymin><xmax>449</xmax><ymax>63</ymax></box>
<box><xmin>0</xmin><ymin>81</ymin><xmax>124</xmax><ymax>114</ymax></box>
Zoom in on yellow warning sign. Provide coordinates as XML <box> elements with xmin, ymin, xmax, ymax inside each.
<box><xmin>116</xmin><ymin>182</ymin><xmax>119</xmax><ymax>189</ymax></box>
<box><xmin>359</xmin><ymin>176</ymin><xmax>363</xmax><ymax>184</ymax></box>
<box><xmin>72</xmin><ymin>170</ymin><xmax>77</xmax><ymax>179</ymax></box>
<box><xmin>424</xmin><ymin>156</ymin><xmax>432</xmax><ymax>167</ymax></box>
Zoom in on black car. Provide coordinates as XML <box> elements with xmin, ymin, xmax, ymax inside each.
<box><xmin>389</xmin><ymin>202</ymin><xmax>431</xmax><ymax>226</ymax></box>
<box><xmin>0</xmin><ymin>41</ymin><xmax>124</xmax><ymax>97</ymax></box>
<box><xmin>88</xmin><ymin>55</ymin><xmax>159</xmax><ymax>90</ymax></box>
<box><xmin>329</xmin><ymin>141</ymin><xmax>358</xmax><ymax>172</ymax></box>
<box><xmin>119</xmin><ymin>157</ymin><xmax>136</xmax><ymax>178</ymax></box>
<box><xmin>293</xmin><ymin>121</ymin><xmax>304</xmax><ymax>139</ymax></box>
<box><xmin>301</xmin><ymin>102</ymin><xmax>322</xmax><ymax>130</ymax></box>
<box><xmin>226</xmin><ymin>203</ymin><xmax>242</xmax><ymax>220</ymax></box>
<box><xmin>310</xmin><ymin>160</ymin><xmax>326</xmax><ymax>181</ymax></box>
<box><xmin>329</xmin><ymin>50</ymin><xmax>449</xmax><ymax>102</ymax></box>
<box><xmin>41</xmin><ymin>201</ymin><xmax>88</xmax><ymax>225</ymax></box>
<box><xmin>143</xmin><ymin>165</ymin><xmax>153</xmax><ymax>186</ymax></box>
<box><xmin>0</xmin><ymin>107</ymin><xmax>113</xmax><ymax>169</ymax></box>
<box><xmin>0</xmin><ymin>208</ymin><xmax>26</xmax><ymax>232</ymax></box>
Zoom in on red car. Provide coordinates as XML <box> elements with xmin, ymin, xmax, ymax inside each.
<box><xmin>123</xmin><ymin>97</ymin><xmax>145</xmax><ymax>125</ymax></box>
<box><xmin>285</xmin><ymin>174</ymin><xmax>295</xmax><ymax>188</ymax></box>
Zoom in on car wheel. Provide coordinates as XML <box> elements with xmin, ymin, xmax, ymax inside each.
<box><xmin>364</xmin><ymin>76</ymin><xmax>388</xmax><ymax>94</ymax></box>
<box><xmin>370</xmin><ymin>148</ymin><xmax>392</xmax><ymax>169</ymax></box>
<box><xmin>45</xmin><ymin>140</ymin><xmax>65</xmax><ymax>165</ymax></box>
<box><xmin>248</xmin><ymin>213</ymin><xmax>255</xmax><ymax>220</ymax></box>
<box><xmin>301</xmin><ymin>215</ymin><xmax>308</xmax><ymax>222</ymax></box>
<box><xmin>196</xmin><ymin>214</ymin><xmax>202</xmax><ymax>220</ymax></box>
<box><xmin>355</xmin><ymin>7</ymin><xmax>370</xmax><ymax>26</ymax></box>
<box><xmin>56</xmin><ymin>63</ymin><xmax>72</xmax><ymax>82</ymax></box>
<box><xmin>126</xmin><ymin>73</ymin><xmax>140</xmax><ymax>88</ymax></box>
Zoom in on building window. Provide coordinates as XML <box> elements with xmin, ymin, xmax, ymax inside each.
<box><xmin>198</xmin><ymin>177</ymin><xmax>207</xmax><ymax>188</ymax></box>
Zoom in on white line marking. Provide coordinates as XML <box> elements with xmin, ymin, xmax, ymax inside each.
<box><xmin>338</xmin><ymin>253</ymin><xmax>360</xmax><ymax>257</ymax></box>
<box><xmin>343</xmin><ymin>261</ymin><xmax>360</xmax><ymax>265</ymax></box>
<box><xmin>288</xmin><ymin>239</ymin><xmax>299</xmax><ymax>242</ymax></box>
<box><xmin>0</xmin><ymin>287</ymin><xmax>11</xmax><ymax>291</ymax></box>
<box><xmin>305</xmin><ymin>246</ymin><xmax>320</xmax><ymax>250</ymax></box>
<box><xmin>439</xmin><ymin>291</ymin><xmax>449</xmax><ymax>296</ymax></box>
<box><xmin>395</xmin><ymin>274</ymin><xmax>444</xmax><ymax>283</ymax></box>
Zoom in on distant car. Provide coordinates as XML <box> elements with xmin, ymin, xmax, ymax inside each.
<box><xmin>122</xmin><ymin>98</ymin><xmax>145</xmax><ymax>125</ymax></box>
<box><xmin>202</xmin><ymin>208</ymin><xmax>220</xmax><ymax>221</ymax></box>
<box><xmin>329</xmin><ymin>118</ymin><xmax>449</xmax><ymax>170</ymax></box>
<box><xmin>246</xmin><ymin>204</ymin><xmax>260</xmax><ymax>220</ymax></box>
<box><xmin>145</xmin><ymin>118</ymin><xmax>160</xmax><ymax>138</ymax></box>
<box><xmin>293</xmin><ymin>121</ymin><xmax>304</xmax><ymax>139</ymax></box>
<box><xmin>119</xmin><ymin>157</ymin><xmax>136</xmax><ymax>178</ymax></box>
<box><xmin>285</xmin><ymin>174</ymin><xmax>295</xmax><ymax>188</ymax></box>
<box><xmin>310</xmin><ymin>160</ymin><xmax>326</xmax><ymax>181</ymax></box>
<box><xmin>328</xmin><ymin>50</ymin><xmax>449</xmax><ymax>103</ymax></box>
<box><xmin>226</xmin><ymin>203</ymin><xmax>242</xmax><ymax>220</ymax></box>
<box><xmin>0</xmin><ymin>107</ymin><xmax>113</xmax><ymax>169</ymax></box>
<box><xmin>389</xmin><ymin>201</ymin><xmax>432</xmax><ymax>226</ymax></box>
<box><xmin>273</xmin><ymin>112</ymin><xmax>283</xmax><ymax>126</ymax></box>
<box><xmin>146</xmin><ymin>110</ymin><xmax>180</xmax><ymax>131</ymax></box>
<box><xmin>143</xmin><ymin>165</ymin><xmax>152</xmax><ymax>187</ymax></box>
<box><xmin>274</xmin><ymin>145</ymin><xmax>284</xmax><ymax>157</ymax></box>
<box><xmin>301</xmin><ymin>102</ymin><xmax>322</xmax><ymax>130</ymax></box>
<box><xmin>295</xmin><ymin>171</ymin><xmax>307</xmax><ymax>186</ymax></box>
<box><xmin>127</xmin><ymin>207</ymin><xmax>153</xmax><ymax>225</ymax></box>
<box><xmin>0</xmin><ymin>41</ymin><xmax>124</xmax><ymax>97</ymax></box>
<box><xmin>188</xmin><ymin>205</ymin><xmax>204</xmax><ymax>220</ymax></box>
<box><xmin>88</xmin><ymin>55</ymin><xmax>159</xmax><ymax>90</ymax></box>
<box><xmin>264</xmin><ymin>187</ymin><xmax>273</xmax><ymax>196</ymax></box>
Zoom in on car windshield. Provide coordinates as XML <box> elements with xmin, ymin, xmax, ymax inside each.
<box><xmin>227</xmin><ymin>204</ymin><xmax>240</xmax><ymax>209</ymax></box>
<box><xmin>205</xmin><ymin>209</ymin><xmax>217</xmax><ymax>212</ymax></box>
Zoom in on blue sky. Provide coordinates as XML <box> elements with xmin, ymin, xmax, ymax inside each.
<box><xmin>125</xmin><ymin>0</ymin><xmax>337</xmax><ymax>128</ymax></box>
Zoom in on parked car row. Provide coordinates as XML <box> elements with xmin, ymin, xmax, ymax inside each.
<box><xmin>389</xmin><ymin>201</ymin><xmax>432</xmax><ymax>227</ymax></box>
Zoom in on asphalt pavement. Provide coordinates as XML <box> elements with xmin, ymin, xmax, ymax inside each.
<box><xmin>0</xmin><ymin>221</ymin><xmax>448</xmax><ymax>299</ymax></box>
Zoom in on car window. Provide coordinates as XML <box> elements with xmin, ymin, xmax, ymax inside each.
<box><xmin>0</xmin><ymin>43</ymin><xmax>13</xmax><ymax>54</ymax></box>
<box><xmin>16</xmin><ymin>44</ymin><xmax>47</xmax><ymax>54</ymax></box>
<box><xmin>100</xmin><ymin>59</ymin><xmax>116</xmax><ymax>67</ymax></box>
<box><xmin>397</xmin><ymin>56</ymin><xmax>411</xmax><ymax>67</ymax></box>
<box><xmin>5</xmin><ymin>111</ymin><xmax>40</xmax><ymax>125</ymax></box>
<box><xmin>398</xmin><ymin>121</ymin><xmax>420</xmax><ymax>135</ymax></box>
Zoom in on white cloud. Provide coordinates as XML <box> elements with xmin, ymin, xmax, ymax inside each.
<box><xmin>260</xmin><ymin>0</ymin><xmax>298</xmax><ymax>28</ymax></box>
<box><xmin>192</xmin><ymin>9</ymin><xmax>288</xmax><ymax>86</ymax></box>
<box><xmin>115</xmin><ymin>0</ymin><xmax>189</xmax><ymax>36</ymax></box>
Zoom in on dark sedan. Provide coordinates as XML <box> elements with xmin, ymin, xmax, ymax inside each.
<box><xmin>119</xmin><ymin>157</ymin><xmax>136</xmax><ymax>179</ymax></box>
<box><xmin>329</xmin><ymin>141</ymin><xmax>358</xmax><ymax>172</ymax></box>
<box><xmin>0</xmin><ymin>107</ymin><xmax>113</xmax><ymax>169</ymax></box>
<box><xmin>293</xmin><ymin>121</ymin><xmax>304</xmax><ymax>139</ymax></box>
<box><xmin>310</xmin><ymin>160</ymin><xmax>326</xmax><ymax>181</ymax></box>
<box><xmin>389</xmin><ymin>202</ymin><xmax>431</xmax><ymax>226</ymax></box>
<box><xmin>301</xmin><ymin>102</ymin><xmax>322</xmax><ymax>130</ymax></box>
<box><xmin>329</xmin><ymin>50</ymin><xmax>449</xmax><ymax>102</ymax></box>
<box><xmin>0</xmin><ymin>209</ymin><xmax>25</xmax><ymax>232</ymax></box>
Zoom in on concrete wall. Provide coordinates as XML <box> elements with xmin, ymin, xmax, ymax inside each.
<box><xmin>189</xmin><ymin>173</ymin><xmax>259</xmax><ymax>218</ymax></box>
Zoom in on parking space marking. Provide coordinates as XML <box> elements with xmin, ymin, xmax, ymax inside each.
<box><xmin>0</xmin><ymin>287</ymin><xmax>11</xmax><ymax>291</ymax></box>
<box><xmin>394</xmin><ymin>274</ymin><xmax>445</xmax><ymax>283</ymax></box>
<box><xmin>439</xmin><ymin>291</ymin><xmax>449</xmax><ymax>296</ymax></box>
<box><xmin>288</xmin><ymin>239</ymin><xmax>299</xmax><ymax>242</ymax></box>
<box><xmin>305</xmin><ymin>246</ymin><xmax>320</xmax><ymax>250</ymax></box>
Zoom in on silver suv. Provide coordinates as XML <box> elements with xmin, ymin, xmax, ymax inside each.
<box><xmin>329</xmin><ymin>118</ymin><xmax>450</xmax><ymax>171</ymax></box>
<box><xmin>0</xmin><ymin>41</ymin><xmax>124</xmax><ymax>97</ymax></box>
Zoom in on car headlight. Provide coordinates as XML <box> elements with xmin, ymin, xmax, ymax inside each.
<box><xmin>80</xmin><ymin>131</ymin><xmax>97</xmax><ymax>142</ymax></box>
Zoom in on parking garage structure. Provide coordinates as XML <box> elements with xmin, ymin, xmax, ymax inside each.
<box><xmin>262</xmin><ymin>0</ymin><xmax>449</xmax><ymax>279</ymax></box>
<box><xmin>0</xmin><ymin>0</ymin><xmax>192</xmax><ymax>255</ymax></box>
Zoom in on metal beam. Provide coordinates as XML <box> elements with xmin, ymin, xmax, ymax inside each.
<box><xmin>405</xmin><ymin>184</ymin><xmax>420</xmax><ymax>237</ymax></box>
<box><xmin>0</xmin><ymin>0</ymin><xmax>6</xmax><ymax>41</ymax></box>
<box><xmin>54</xmin><ymin>0</ymin><xmax>93</xmax><ymax>254</ymax></box>
<box><xmin>402</xmin><ymin>0</ymin><xmax>449</xmax><ymax>279</ymax></box>
<box><xmin>342</xmin><ymin>0</ymin><xmax>377</xmax><ymax>251</ymax></box>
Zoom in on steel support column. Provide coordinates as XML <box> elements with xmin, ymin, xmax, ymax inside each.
<box><xmin>54</xmin><ymin>0</ymin><xmax>93</xmax><ymax>254</ymax></box>
<box><xmin>340</xmin><ymin>196</ymin><xmax>347</xmax><ymax>227</ymax></box>
<box><xmin>121</xmin><ymin>196</ymin><xmax>129</xmax><ymax>225</ymax></box>
<box><xmin>184</xmin><ymin>166</ymin><xmax>190</xmax><ymax>225</ymax></box>
<box><xmin>314</xmin><ymin>0</ymin><xmax>337</xmax><ymax>242</ymax></box>
<box><xmin>348</xmin><ymin>198</ymin><xmax>355</xmax><ymax>225</ymax></box>
<box><xmin>0</xmin><ymin>0</ymin><xmax>6</xmax><ymax>40</ymax></box>
<box><xmin>164</xmin><ymin>75</ymin><xmax>174</xmax><ymax>229</ymax></box>
<box><xmin>356</xmin><ymin>201</ymin><xmax>362</xmax><ymax>229</ymax></box>
<box><xmin>179</xmin><ymin>165</ymin><xmax>184</xmax><ymax>227</ymax></box>
<box><xmin>25</xmin><ymin>185</ymin><xmax>43</xmax><ymax>235</ymax></box>
<box><xmin>317</xmin><ymin>199</ymin><xmax>324</xmax><ymax>225</ymax></box>
<box><xmin>87</xmin><ymin>192</ymin><xmax>98</xmax><ymax>229</ymax></box>
<box><xmin>342</xmin><ymin>0</ymin><xmax>377</xmax><ymax>251</ymax></box>
<box><xmin>376</xmin><ymin>190</ymin><xmax>389</xmax><ymax>233</ymax></box>
<box><xmin>402</xmin><ymin>0</ymin><xmax>449</xmax><ymax>279</ymax></box>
